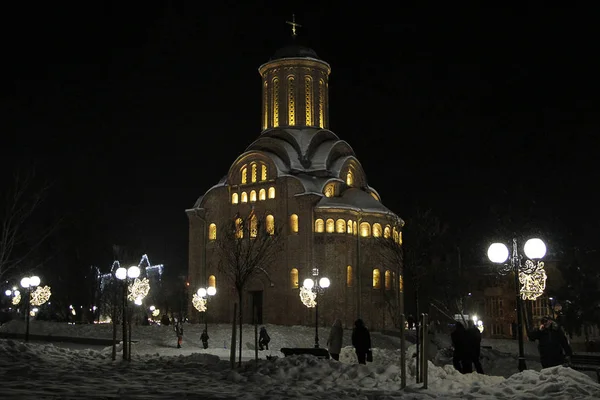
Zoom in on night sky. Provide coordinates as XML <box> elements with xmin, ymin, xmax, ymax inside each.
<box><xmin>1</xmin><ymin>3</ymin><xmax>598</xmax><ymax>278</ymax></box>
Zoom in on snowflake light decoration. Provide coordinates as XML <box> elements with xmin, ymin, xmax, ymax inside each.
<box><xmin>152</xmin><ymin>308</ymin><xmax>160</xmax><ymax>317</ymax></box>
<box><xmin>299</xmin><ymin>286</ymin><xmax>316</xmax><ymax>308</ymax></box>
<box><xmin>127</xmin><ymin>278</ymin><xmax>150</xmax><ymax>303</ymax></box>
<box><xmin>192</xmin><ymin>293</ymin><xmax>207</xmax><ymax>312</ymax></box>
<box><xmin>12</xmin><ymin>293</ymin><xmax>21</xmax><ymax>305</ymax></box>
<box><xmin>30</xmin><ymin>286</ymin><xmax>52</xmax><ymax>306</ymax></box>
<box><xmin>519</xmin><ymin>261</ymin><xmax>547</xmax><ymax>301</ymax></box>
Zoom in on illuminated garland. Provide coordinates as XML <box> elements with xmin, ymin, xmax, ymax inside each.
<box><xmin>127</xmin><ymin>278</ymin><xmax>150</xmax><ymax>303</ymax></box>
<box><xmin>192</xmin><ymin>293</ymin><xmax>207</xmax><ymax>312</ymax></box>
<box><xmin>152</xmin><ymin>308</ymin><xmax>160</xmax><ymax>317</ymax></box>
<box><xmin>30</xmin><ymin>286</ymin><xmax>52</xmax><ymax>306</ymax></box>
<box><xmin>12</xmin><ymin>293</ymin><xmax>21</xmax><ymax>305</ymax></box>
<box><xmin>519</xmin><ymin>261</ymin><xmax>547</xmax><ymax>301</ymax></box>
<box><xmin>299</xmin><ymin>286</ymin><xmax>316</xmax><ymax>308</ymax></box>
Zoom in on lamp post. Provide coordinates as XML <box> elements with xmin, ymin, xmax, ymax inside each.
<box><xmin>115</xmin><ymin>265</ymin><xmax>141</xmax><ymax>361</ymax></box>
<box><xmin>196</xmin><ymin>286</ymin><xmax>216</xmax><ymax>333</ymax></box>
<box><xmin>303</xmin><ymin>268</ymin><xmax>330</xmax><ymax>348</ymax></box>
<box><xmin>20</xmin><ymin>275</ymin><xmax>40</xmax><ymax>343</ymax></box>
<box><xmin>488</xmin><ymin>237</ymin><xmax>547</xmax><ymax>372</ymax></box>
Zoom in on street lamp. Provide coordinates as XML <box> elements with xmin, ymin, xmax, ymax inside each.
<box><xmin>20</xmin><ymin>275</ymin><xmax>40</xmax><ymax>342</ymax></box>
<box><xmin>302</xmin><ymin>268</ymin><xmax>330</xmax><ymax>348</ymax></box>
<box><xmin>195</xmin><ymin>286</ymin><xmax>216</xmax><ymax>333</ymax></box>
<box><xmin>488</xmin><ymin>237</ymin><xmax>547</xmax><ymax>372</ymax></box>
<box><xmin>115</xmin><ymin>265</ymin><xmax>141</xmax><ymax>361</ymax></box>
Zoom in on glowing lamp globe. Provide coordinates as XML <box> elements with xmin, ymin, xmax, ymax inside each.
<box><xmin>488</xmin><ymin>243</ymin><xmax>509</xmax><ymax>263</ymax></box>
<box><xmin>524</xmin><ymin>238</ymin><xmax>546</xmax><ymax>260</ymax></box>
<box><xmin>127</xmin><ymin>266</ymin><xmax>141</xmax><ymax>279</ymax></box>
<box><xmin>207</xmin><ymin>286</ymin><xmax>216</xmax><ymax>296</ymax></box>
<box><xmin>303</xmin><ymin>278</ymin><xmax>315</xmax><ymax>290</ymax></box>
<box><xmin>319</xmin><ymin>277</ymin><xmax>331</xmax><ymax>288</ymax></box>
<box><xmin>115</xmin><ymin>267</ymin><xmax>127</xmax><ymax>280</ymax></box>
<box><xmin>5</xmin><ymin>289</ymin><xmax>11</xmax><ymax>296</ymax></box>
<box><xmin>149</xmin><ymin>305</ymin><xmax>156</xmax><ymax>311</ymax></box>
<box><xmin>20</xmin><ymin>277</ymin><xmax>30</xmax><ymax>288</ymax></box>
<box><xmin>14</xmin><ymin>290</ymin><xmax>19</xmax><ymax>297</ymax></box>
<box><xmin>197</xmin><ymin>288</ymin><xmax>207</xmax><ymax>297</ymax></box>
<box><xmin>134</xmin><ymin>298</ymin><xmax>142</xmax><ymax>305</ymax></box>
<box><xmin>29</xmin><ymin>276</ymin><xmax>40</xmax><ymax>287</ymax></box>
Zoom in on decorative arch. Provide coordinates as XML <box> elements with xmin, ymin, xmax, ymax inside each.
<box><xmin>266</xmin><ymin>214</ymin><xmax>275</xmax><ymax>235</ymax></box>
<box><xmin>315</xmin><ymin>218</ymin><xmax>324</xmax><ymax>233</ymax></box>
<box><xmin>241</xmin><ymin>165</ymin><xmax>248</xmax><ymax>184</ymax></box>
<box><xmin>384</xmin><ymin>225</ymin><xmax>391</xmax><ymax>238</ymax></box>
<box><xmin>346</xmin><ymin>170</ymin><xmax>354</xmax><ymax>186</ymax></box>
<box><xmin>385</xmin><ymin>270</ymin><xmax>392</xmax><ymax>290</ymax></box>
<box><xmin>324</xmin><ymin>183</ymin><xmax>335</xmax><ymax>198</ymax></box>
<box><xmin>373</xmin><ymin>269</ymin><xmax>381</xmax><ymax>289</ymax></box>
<box><xmin>208</xmin><ymin>275</ymin><xmax>216</xmax><ymax>288</ymax></box>
<box><xmin>290</xmin><ymin>268</ymin><xmax>299</xmax><ymax>288</ymax></box>
<box><xmin>335</xmin><ymin>219</ymin><xmax>345</xmax><ymax>233</ymax></box>
<box><xmin>360</xmin><ymin>222</ymin><xmax>371</xmax><ymax>237</ymax></box>
<box><xmin>346</xmin><ymin>266</ymin><xmax>353</xmax><ymax>287</ymax></box>
<box><xmin>372</xmin><ymin>223</ymin><xmax>382</xmax><ymax>237</ymax></box>
<box><xmin>251</xmin><ymin>163</ymin><xmax>258</xmax><ymax>183</ymax></box>
<box><xmin>208</xmin><ymin>223</ymin><xmax>216</xmax><ymax>240</ymax></box>
<box><xmin>261</xmin><ymin>164</ymin><xmax>268</xmax><ymax>181</ymax></box>
<box><xmin>290</xmin><ymin>214</ymin><xmax>299</xmax><ymax>233</ymax></box>
<box><xmin>326</xmin><ymin>218</ymin><xmax>335</xmax><ymax>233</ymax></box>
<box><xmin>232</xmin><ymin>193</ymin><xmax>239</xmax><ymax>204</ymax></box>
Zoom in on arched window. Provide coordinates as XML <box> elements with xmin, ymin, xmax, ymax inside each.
<box><xmin>347</xmin><ymin>266</ymin><xmax>353</xmax><ymax>287</ymax></box>
<box><xmin>208</xmin><ymin>275</ymin><xmax>216</xmax><ymax>288</ymax></box>
<box><xmin>399</xmin><ymin>275</ymin><xmax>404</xmax><ymax>292</ymax></box>
<box><xmin>324</xmin><ymin>183</ymin><xmax>335</xmax><ymax>198</ymax></box>
<box><xmin>288</xmin><ymin>76</ymin><xmax>295</xmax><ymax>125</ymax></box>
<box><xmin>373</xmin><ymin>269</ymin><xmax>381</xmax><ymax>289</ymax></box>
<box><xmin>353</xmin><ymin>221</ymin><xmax>357</xmax><ymax>236</ymax></box>
<box><xmin>208</xmin><ymin>223</ymin><xmax>217</xmax><ymax>240</ymax></box>
<box><xmin>393</xmin><ymin>227</ymin><xmax>398</xmax><ymax>243</ymax></box>
<box><xmin>250</xmin><ymin>190</ymin><xmax>257</xmax><ymax>202</ymax></box>
<box><xmin>241</xmin><ymin>166</ymin><xmax>247</xmax><ymax>184</ymax></box>
<box><xmin>259</xmin><ymin>189</ymin><xmax>266</xmax><ymax>201</ymax></box>
<box><xmin>384</xmin><ymin>225</ymin><xmax>391</xmax><ymax>238</ymax></box>
<box><xmin>261</xmin><ymin>164</ymin><xmax>268</xmax><ymax>181</ymax></box>
<box><xmin>360</xmin><ymin>222</ymin><xmax>371</xmax><ymax>237</ymax></box>
<box><xmin>315</xmin><ymin>219</ymin><xmax>324</xmax><ymax>233</ymax></box>
<box><xmin>346</xmin><ymin>170</ymin><xmax>354</xmax><ymax>186</ymax></box>
<box><xmin>347</xmin><ymin>220</ymin><xmax>353</xmax><ymax>234</ymax></box>
<box><xmin>268</xmin><ymin>187</ymin><xmax>276</xmax><ymax>199</ymax></box>
<box><xmin>336</xmin><ymin>219</ymin><xmax>345</xmax><ymax>233</ymax></box>
<box><xmin>266</xmin><ymin>214</ymin><xmax>275</xmax><ymax>235</ymax></box>
<box><xmin>373</xmin><ymin>223</ymin><xmax>382</xmax><ymax>237</ymax></box>
<box><xmin>273</xmin><ymin>78</ymin><xmax>279</xmax><ymax>127</ymax></box>
<box><xmin>232</xmin><ymin>193</ymin><xmax>239</xmax><ymax>204</ymax></box>
<box><xmin>319</xmin><ymin>79</ymin><xmax>325</xmax><ymax>128</ymax></box>
<box><xmin>385</xmin><ymin>270</ymin><xmax>392</xmax><ymax>290</ymax></box>
<box><xmin>399</xmin><ymin>231</ymin><xmax>403</xmax><ymax>244</ymax></box>
<box><xmin>290</xmin><ymin>214</ymin><xmax>299</xmax><ymax>233</ymax></box>
<box><xmin>290</xmin><ymin>268</ymin><xmax>299</xmax><ymax>289</ymax></box>
<box><xmin>326</xmin><ymin>218</ymin><xmax>335</xmax><ymax>233</ymax></box>
<box><xmin>235</xmin><ymin>218</ymin><xmax>244</xmax><ymax>239</ymax></box>
<box><xmin>251</xmin><ymin>163</ymin><xmax>257</xmax><ymax>183</ymax></box>
<box><xmin>241</xmin><ymin>192</ymin><xmax>248</xmax><ymax>203</ymax></box>
<box><xmin>305</xmin><ymin>75</ymin><xmax>313</xmax><ymax>126</ymax></box>
<box><xmin>392</xmin><ymin>272</ymin><xmax>396</xmax><ymax>290</ymax></box>
<box><xmin>250</xmin><ymin>214</ymin><xmax>257</xmax><ymax>238</ymax></box>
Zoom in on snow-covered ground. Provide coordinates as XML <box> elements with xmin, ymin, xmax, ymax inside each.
<box><xmin>1</xmin><ymin>320</ymin><xmax>599</xmax><ymax>399</ymax></box>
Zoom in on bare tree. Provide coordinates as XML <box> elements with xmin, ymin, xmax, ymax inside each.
<box><xmin>0</xmin><ymin>169</ymin><xmax>58</xmax><ymax>281</ymax></box>
<box><xmin>214</xmin><ymin>212</ymin><xmax>282</xmax><ymax>367</ymax></box>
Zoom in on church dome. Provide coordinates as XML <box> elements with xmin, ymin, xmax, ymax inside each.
<box><xmin>271</xmin><ymin>44</ymin><xmax>320</xmax><ymax>60</ymax></box>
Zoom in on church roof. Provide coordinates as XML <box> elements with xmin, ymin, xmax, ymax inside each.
<box><xmin>315</xmin><ymin>188</ymin><xmax>396</xmax><ymax>216</ymax></box>
<box><xmin>271</xmin><ymin>44</ymin><xmax>320</xmax><ymax>60</ymax></box>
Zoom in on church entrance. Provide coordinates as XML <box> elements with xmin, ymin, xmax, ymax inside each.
<box><xmin>250</xmin><ymin>290</ymin><xmax>263</xmax><ymax>324</ymax></box>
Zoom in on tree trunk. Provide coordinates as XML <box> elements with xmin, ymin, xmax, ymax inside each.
<box><xmin>238</xmin><ymin>290</ymin><xmax>243</xmax><ymax>367</ymax></box>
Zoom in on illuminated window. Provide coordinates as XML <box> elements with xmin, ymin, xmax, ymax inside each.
<box><xmin>319</xmin><ymin>79</ymin><xmax>325</xmax><ymax>128</ymax></box>
<box><xmin>315</xmin><ymin>218</ymin><xmax>324</xmax><ymax>233</ymax></box>
<box><xmin>347</xmin><ymin>266</ymin><xmax>353</xmax><ymax>287</ymax></box>
<box><xmin>393</xmin><ymin>227</ymin><xmax>398</xmax><ymax>243</ymax></box>
<box><xmin>353</xmin><ymin>221</ymin><xmax>357</xmax><ymax>236</ymax></box>
<box><xmin>373</xmin><ymin>269</ymin><xmax>381</xmax><ymax>289</ymax></box>
<box><xmin>326</xmin><ymin>218</ymin><xmax>335</xmax><ymax>233</ymax></box>
<box><xmin>251</xmin><ymin>163</ymin><xmax>257</xmax><ymax>183</ymax></box>
<box><xmin>268</xmin><ymin>187</ymin><xmax>276</xmax><ymax>199</ymax></box>
<box><xmin>209</xmin><ymin>223</ymin><xmax>217</xmax><ymax>240</ymax></box>
<box><xmin>241</xmin><ymin>192</ymin><xmax>248</xmax><ymax>203</ymax></box>
<box><xmin>347</xmin><ymin>219</ymin><xmax>353</xmax><ymax>234</ymax></box>
<box><xmin>235</xmin><ymin>218</ymin><xmax>244</xmax><ymax>239</ymax></box>
<box><xmin>399</xmin><ymin>275</ymin><xmax>404</xmax><ymax>292</ymax></box>
<box><xmin>259</xmin><ymin>189</ymin><xmax>266</xmax><ymax>201</ymax></box>
<box><xmin>290</xmin><ymin>214</ymin><xmax>299</xmax><ymax>233</ymax></box>
<box><xmin>305</xmin><ymin>76</ymin><xmax>313</xmax><ymax>126</ymax></box>
<box><xmin>336</xmin><ymin>219</ymin><xmax>345</xmax><ymax>233</ymax></box>
<box><xmin>384</xmin><ymin>225</ymin><xmax>391</xmax><ymax>238</ymax></box>
<box><xmin>385</xmin><ymin>270</ymin><xmax>391</xmax><ymax>290</ymax></box>
<box><xmin>261</xmin><ymin>165</ymin><xmax>268</xmax><ymax>181</ymax></box>
<box><xmin>360</xmin><ymin>222</ymin><xmax>371</xmax><ymax>237</ymax></box>
<box><xmin>346</xmin><ymin>170</ymin><xmax>354</xmax><ymax>186</ymax></box>
<box><xmin>263</xmin><ymin>81</ymin><xmax>268</xmax><ymax>130</ymax></box>
<box><xmin>392</xmin><ymin>272</ymin><xmax>396</xmax><ymax>290</ymax></box>
<box><xmin>273</xmin><ymin>78</ymin><xmax>279</xmax><ymax>127</ymax></box>
<box><xmin>232</xmin><ymin>193</ymin><xmax>238</xmax><ymax>204</ymax></box>
<box><xmin>373</xmin><ymin>223</ymin><xmax>382</xmax><ymax>237</ymax></box>
<box><xmin>250</xmin><ymin>190</ymin><xmax>257</xmax><ymax>202</ymax></box>
<box><xmin>241</xmin><ymin>166</ymin><xmax>247</xmax><ymax>184</ymax></box>
<box><xmin>208</xmin><ymin>275</ymin><xmax>216</xmax><ymax>288</ymax></box>
<box><xmin>324</xmin><ymin>183</ymin><xmax>335</xmax><ymax>198</ymax></box>
<box><xmin>290</xmin><ymin>268</ymin><xmax>299</xmax><ymax>289</ymax></box>
<box><xmin>288</xmin><ymin>76</ymin><xmax>295</xmax><ymax>125</ymax></box>
<box><xmin>399</xmin><ymin>231</ymin><xmax>403</xmax><ymax>244</ymax></box>
<box><xmin>250</xmin><ymin>214</ymin><xmax>257</xmax><ymax>238</ymax></box>
<box><xmin>266</xmin><ymin>214</ymin><xmax>275</xmax><ymax>235</ymax></box>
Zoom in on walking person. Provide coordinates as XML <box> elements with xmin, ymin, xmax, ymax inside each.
<box><xmin>259</xmin><ymin>326</ymin><xmax>270</xmax><ymax>350</ymax></box>
<box><xmin>451</xmin><ymin>321</ymin><xmax>472</xmax><ymax>373</ymax></box>
<box><xmin>174</xmin><ymin>319</ymin><xmax>184</xmax><ymax>348</ymax></box>
<box><xmin>327</xmin><ymin>318</ymin><xmax>344</xmax><ymax>361</ymax></box>
<box><xmin>467</xmin><ymin>320</ymin><xmax>484</xmax><ymax>374</ymax></box>
<box><xmin>528</xmin><ymin>316</ymin><xmax>572</xmax><ymax>368</ymax></box>
<box><xmin>351</xmin><ymin>318</ymin><xmax>371</xmax><ymax>365</ymax></box>
<box><xmin>200</xmin><ymin>329</ymin><xmax>209</xmax><ymax>349</ymax></box>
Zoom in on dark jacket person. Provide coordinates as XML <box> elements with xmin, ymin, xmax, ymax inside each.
<box><xmin>351</xmin><ymin>319</ymin><xmax>371</xmax><ymax>364</ymax></box>
<box><xmin>466</xmin><ymin>321</ymin><xmax>484</xmax><ymax>374</ymax></box>
<box><xmin>528</xmin><ymin>316</ymin><xmax>572</xmax><ymax>368</ymax></box>
<box><xmin>451</xmin><ymin>321</ymin><xmax>472</xmax><ymax>373</ymax></box>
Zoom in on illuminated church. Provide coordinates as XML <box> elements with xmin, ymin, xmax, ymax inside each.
<box><xmin>186</xmin><ymin>28</ymin><xmax>405</xmax><ymax>331</ymax></box>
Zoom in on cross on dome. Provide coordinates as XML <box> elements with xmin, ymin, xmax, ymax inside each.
<box><xmin>286</xmin><ymin>14</ymin><xmax>302</xmax><ymax>38</ymax></box>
